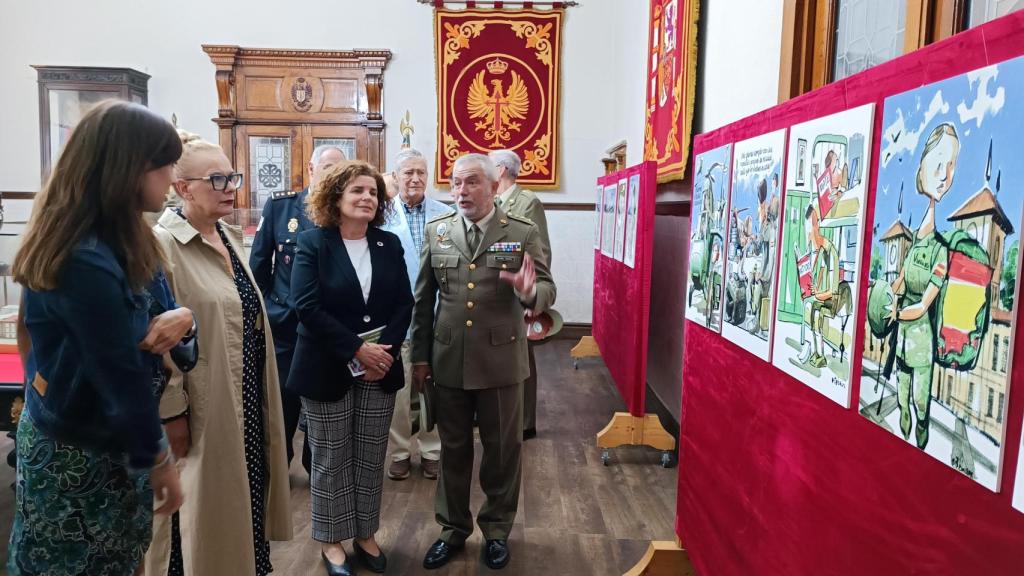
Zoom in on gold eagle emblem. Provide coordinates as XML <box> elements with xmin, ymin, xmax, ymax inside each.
<box><xmin>467</xmin><ymin>64</ymin><xmax>529</xmax><ymax>147</ymax></box>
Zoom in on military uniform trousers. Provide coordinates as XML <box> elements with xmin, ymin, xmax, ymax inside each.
<box><xmin>302</xmin><ymin>381</ymin><xmax>396</xmax><ymax>543</ymax></box>
<box><xmin>436</xmin><ymin>381</ymin><xmax>523</xmax><ymax>545</ymax></box>
<box><xmin>274</xmin><ymin>344</ymin><xmax>310</xmax><ymax>470</ymax></box>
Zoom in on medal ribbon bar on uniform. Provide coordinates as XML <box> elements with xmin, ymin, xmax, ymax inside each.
<box><xmin>487</xmin><ymin>242</ymin><xmax>522</xmax><ymax>253</ymax></box>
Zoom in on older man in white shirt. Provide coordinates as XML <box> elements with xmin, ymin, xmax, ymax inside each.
<box><xmin>382</xmin><ymin>148</ymin><xmax>453</xmax><ymax>480</ymax></box>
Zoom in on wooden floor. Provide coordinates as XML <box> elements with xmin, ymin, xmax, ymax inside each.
<box><xmin>0</xmin><ymin>340</ymin><xmax>678</xmax><ymax>575</ymax></box>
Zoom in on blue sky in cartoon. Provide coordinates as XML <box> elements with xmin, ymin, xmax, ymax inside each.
<box><xmin>730</xmin><ymin>138</ymin><xmax>783</xmax><ymax>235</ymax></box>
<box><xmin>872</xmin><ymin>54</ymin><xmax>1024</xmax><ymax>264</ymax></box>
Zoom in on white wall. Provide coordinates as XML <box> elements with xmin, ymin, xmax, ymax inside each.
<box><xmin>0</xmin><ymin>0</ymin><xmax>651</xmax><ymax>323</ymax></box>
<box><xmin>699</xmin><ymin>0</ymin><xmax>784</xmax><ymax>131</ymax></box>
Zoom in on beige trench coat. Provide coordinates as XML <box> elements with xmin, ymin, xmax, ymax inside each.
<box><xmin>145</xmin><ymin>209</ymin><xmax>292</xmax><ymax>576</ymax></box>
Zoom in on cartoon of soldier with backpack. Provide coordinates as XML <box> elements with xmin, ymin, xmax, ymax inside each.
<box><xmin>866</xmin><ymin>123</ymin><xmax>993</xmax><ymax>450</ymax></box>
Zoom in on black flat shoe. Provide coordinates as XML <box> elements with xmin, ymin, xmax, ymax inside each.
<box><xmin>321</xmin><ymin>551</ymin><xmax>354</xmax><ymax>576</ymax></box>
<box><xmin>484</xmin><ymin>539</ymin><xmax>510</xmax><ymax>570</ymax></box>
<box><xmin>423</xmin><ymin>538</ymin><xmax>463</xmax><ymax>570</ymax></box>
<box><xmin>354</xmin><ymin>541</ymin><xmax>387</xmax><ymax>573</ymax></box>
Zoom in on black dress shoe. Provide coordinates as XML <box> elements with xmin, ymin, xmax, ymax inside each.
<box><xmin>423</xmin><ymin>539</ymin><xmax>463</xmax><ymax>570</ymax></box>
<box><xmin>523</xmin><ymin>427</ymin><xmax>537</xmax><ymax>440</ymax></box>
<box><xmin>484</xmin><ymin>539</ymin><xmax>510</xmax><ymax>569</ymax></box>
<box><xmin>354</xmin><ymin>541</ymin><xmax>387</xmax><ymax>573</ymax></box>
<box><xmin>321</xmin><ymin>551</ymin><xmax>354</xmax><ymax>576</ymax></box>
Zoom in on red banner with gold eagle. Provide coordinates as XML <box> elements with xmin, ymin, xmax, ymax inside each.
<box><xmin>435</xmin><ymin>8</ymin><xmax>562</xmax><ymax>188</ymax></box>
<box><xmin>644</xmin><ymin>0</ymin><xmax>699</xmax><ymax>183</ymax></box>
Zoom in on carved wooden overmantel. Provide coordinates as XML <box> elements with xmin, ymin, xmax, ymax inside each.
<box><xmin>202</xmin><ymin>45</ymin><xmax>391</xmax><ymax>209</ymax></box>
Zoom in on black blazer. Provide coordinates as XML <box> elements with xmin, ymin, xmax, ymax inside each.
<box><xmin>287</xmin><ymin>226</ymin><xmax>413</xmax><ymax>401</ymax></box>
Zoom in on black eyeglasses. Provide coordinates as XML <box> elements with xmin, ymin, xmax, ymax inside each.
<box><xmin>183</xmin><ymin>172</ymin><xmax>244</xmax><ymax>192</ymax></box>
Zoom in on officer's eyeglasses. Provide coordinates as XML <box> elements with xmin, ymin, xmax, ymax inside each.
<box><xmin>183</xmin><ymin>172</ymin><xmax>244</xmax><ymax>192</ymax></box>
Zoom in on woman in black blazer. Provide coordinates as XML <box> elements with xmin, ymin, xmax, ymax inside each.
<box><xmin>288</xmin><ymin>160</ymin><xmax>412</xmax><ymax>576</ymax></box>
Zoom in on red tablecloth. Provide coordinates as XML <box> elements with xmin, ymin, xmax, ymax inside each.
<box><xmin>0</xmin><ymin>353</ymin><xmax>23</xmax><ymax>384</ymax></box>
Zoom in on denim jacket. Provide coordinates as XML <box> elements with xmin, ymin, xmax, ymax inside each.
<box><xmin>23</xmin><ymin>235</ymin><xmax>167</xmax><ymax>469</ymax></box>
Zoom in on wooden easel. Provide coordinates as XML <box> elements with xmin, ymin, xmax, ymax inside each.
<box><xmin>623</xmin><ymin>538</ymin><xmax>696</xmax><ymax>576</ymax></box>
<box><xmin>572</xmin><ymin>336</ymin><xmax>676</xmax><ymax>467</ymax></box>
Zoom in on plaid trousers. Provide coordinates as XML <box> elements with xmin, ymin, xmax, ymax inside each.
<box><xmin>302</xmin><ymin>381</ymin><xmax>396</xmax><ymax>543</ymax></box>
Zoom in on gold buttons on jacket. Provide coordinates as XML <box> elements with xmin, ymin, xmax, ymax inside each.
<box><xmin>466</xmin><ymin>320</ymin><xmax>474</xmax><ymax>327</ymax></box>
<box><xmin>469</xmin><ymin>263</ymin><xmax>477</xmax><ymax>270</ymax></box>
<box><xmin>468</xmin><ymin>282</ymin><xmax>476</xmax><ymax>290</ymax></box>
<box><xmin>467</xmin><ymin>302</ymin><xmax>475</xmax><ymax>309</ymax></box>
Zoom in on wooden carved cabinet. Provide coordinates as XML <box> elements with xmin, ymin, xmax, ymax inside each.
<box><xmin>33</xmin><ymin>66</ymin><xmax>150</xmax><ymax>180</ymax></box>
<box><xmin>203</xmin><ymin>46</ymin><xmax>391</xmax><ymax>210</ymax></box>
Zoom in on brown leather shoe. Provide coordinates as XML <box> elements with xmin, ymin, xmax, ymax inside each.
<box><xmin>421</xmin><ymin>458</ymin><xmax>439</xmax><ymax>480</ymax></box>
<box><xmin>387</xmin><ymin>458</ymin><xmax>411</xmax><ymax>480</ymax></box>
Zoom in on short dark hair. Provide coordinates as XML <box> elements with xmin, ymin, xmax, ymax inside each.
<box><xmin>306</xmin><ymin>160</ymin><xmax>392</xmax><ymax>228</ymax></box>
<box><xmin>805</xmin><ymin>203</ymin><xmax>817</xmax><ymax>221</ymax></box>
<box><xmin>758</xmin><ymin>178</ymin><xmax>768</xmax><ymax>204</ymax></box>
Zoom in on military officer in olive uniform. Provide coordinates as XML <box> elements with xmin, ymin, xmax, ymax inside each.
<box><xmin>489</xmin><ymin>149</ymin><xmax>551</xmax><ymax>439</ymax></box>
<box><xmin>412</xmin><ymin>154</ymin><xmax>556</xmax><ymax>571</ymax></box>
<box><xmin>249</xmin><ymin>144</ymin><xmax>346</xmax><ymax>473</ymax></box>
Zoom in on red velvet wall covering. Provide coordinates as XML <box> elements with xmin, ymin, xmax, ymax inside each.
<box><xmin>593</xmin><ymin>162</ymin><xmax>658</xmax><ymax>416</ymax></box>
<box><xmin>676</xmin><ymin>13</ymin><xmax>1024</xmax><ymax>576</ymax></box>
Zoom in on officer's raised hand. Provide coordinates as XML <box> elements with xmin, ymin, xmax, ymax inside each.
<box><xmin>500</xmin><ymin>252</ymin><xmax>536</xmax><ymax>299</ymax></box>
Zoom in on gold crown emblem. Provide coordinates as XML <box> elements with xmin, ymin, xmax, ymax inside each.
<box><xmin>486</xmin><ymin>57</ymin><xmax>509</xmax><ymax>75</ymax></box>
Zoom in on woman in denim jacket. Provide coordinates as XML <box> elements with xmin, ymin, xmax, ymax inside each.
<box><xmin>7</xmin><ymin>101</ymin><xmax>194</xmax><ymax>576</ymax></box>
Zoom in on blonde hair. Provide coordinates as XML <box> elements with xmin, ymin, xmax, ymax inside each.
<box><xmin>306</xmin><ymin>161</ymin><xmax>391</xmax><ymax>228</ymax></box>
<box><xmin>170</xmin><ymin>130</ymin><xmax>225</xmax><ymax>201</ymax></box>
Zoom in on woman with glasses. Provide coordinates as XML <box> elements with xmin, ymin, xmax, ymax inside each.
<box><xmin>145</xmin><ymin>132</ymin><xmax>292</xmax><ymax>576</ymax></box>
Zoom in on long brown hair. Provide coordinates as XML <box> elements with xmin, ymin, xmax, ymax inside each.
<box><xmin>306</xmin><ymin>160</ymin><xmax>392</xmax><ymax>228</ymax></box>
<box><xmin>13</xmin><ymin>100</ymin><xmax>182</xmax><ymax>290</ymax></box>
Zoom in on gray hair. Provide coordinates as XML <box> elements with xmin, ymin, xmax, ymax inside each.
<box><xmin>488</xmin><ymin>149</ymin><xmax>521</xmax><ymax>179</ymax></box>
<box><xmin>310</xmin><ymin>144</ymin><xmax>347</xmax><ymax>166</ymax></box>
<box><xmin>453</xmin><ymin>153</ymin><xmax>498</xmax><ymax>183</ymax></box>
<box><xmin>393</xmin><ymin>148</ymin><xmax>427</xmax><ymax>172</ymax></box>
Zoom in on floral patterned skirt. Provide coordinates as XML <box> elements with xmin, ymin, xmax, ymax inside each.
<box><xmin>7</xmin><ymin>410</ymin><xmax>154</xmax><ymax>576</ymax></box>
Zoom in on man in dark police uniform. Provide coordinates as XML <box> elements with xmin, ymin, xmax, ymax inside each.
<box><xmin>249</xmin><ymin>144</ymin><xmax>347</xmax><ymax>474</ymax></box>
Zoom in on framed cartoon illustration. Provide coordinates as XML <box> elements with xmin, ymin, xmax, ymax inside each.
<box><xmin>772</xmin><ymin>104</ymin><xmax>874</xmax><ymax>407</ymax></box>
<box><xmin>860</xmin><ymin>56</ymin><xmax>1024</xmax><ymax>491</ymax></box>
<box><xmin>721</xmin><ymin>130</ymin><xmax>787</xmax><ymax>360</ymax></box>
<box><xmin>684</xmin><ymin>143</ymin><xmax>732</xmax><ymax>332</ymax></box>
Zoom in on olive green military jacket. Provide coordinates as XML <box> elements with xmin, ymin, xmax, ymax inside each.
<box><xmin>411</xmin><ymin>206</ymin><xmax>556</xmax><ymax>389</ymax></box>
<box><xmin>499</xmin><ymin>184</ymin><xmax>551</xmax><ymax>267</ymax></box>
